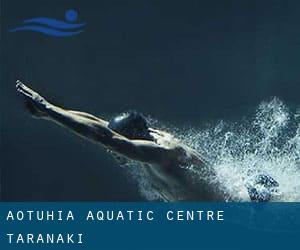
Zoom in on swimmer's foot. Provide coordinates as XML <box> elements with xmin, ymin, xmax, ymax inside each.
<box><xmin>246</xmin><ymin>174</ymin><xmax>279</xmax><ymax>202</ymax></box>
<box><xmin>16</xmin><ymin>80</ymin><xmax>49</xmax><ymax>118</ymax></box>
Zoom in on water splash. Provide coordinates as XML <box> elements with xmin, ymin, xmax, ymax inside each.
<box><xmin>124</xmin><ymin>98</ymin><xmax>300</xmax><ymax>201</ymax></box>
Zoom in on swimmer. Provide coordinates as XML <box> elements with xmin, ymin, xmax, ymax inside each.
<box><xmin>16</xmin><ymin>80</ymin><xmax>278</xmax><ymax>201</ymax></box>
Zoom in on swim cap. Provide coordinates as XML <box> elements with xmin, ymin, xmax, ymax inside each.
<box><xmin>108</xmin><ymin>111</ymin><xmax>153</xmax><ymax>141</ymax></box>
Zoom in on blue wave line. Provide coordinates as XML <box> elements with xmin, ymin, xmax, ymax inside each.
<box><xmin>9</xmin><ymin>25</ymin><xmax>83</xmax><ymax>37</ymax></box>
<box><xmin>23</xmin><ymin>17</ymin><xmax>85</xmax><ymax>30</ymax></box>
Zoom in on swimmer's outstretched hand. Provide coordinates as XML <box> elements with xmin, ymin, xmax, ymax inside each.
<box><xmin>16</xmin><ymin>80</ymin><xmax>49</xmax><ymax>118</ymax></box>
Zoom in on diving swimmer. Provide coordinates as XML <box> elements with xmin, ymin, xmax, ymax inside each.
<box><xmin>15</xmin><ymin>80</ymin><xmax>278</xmax><ymax>201</ymax></box>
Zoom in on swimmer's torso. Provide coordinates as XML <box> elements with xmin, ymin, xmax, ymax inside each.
<box><xmin>144</xmin><ymin>161</ymin><xmax>225</xmax><ymax>201</ymax></box>
<box><xmin>144</xmin><ymin>129</ymin><xmax>225</xmax><ymax>201</ymax></box>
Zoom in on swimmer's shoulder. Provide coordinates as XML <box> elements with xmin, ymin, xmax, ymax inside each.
<box><xmin>167</xmin><ymin>143</ymin><xmax>206</xmax><ymax>167</ymax></box>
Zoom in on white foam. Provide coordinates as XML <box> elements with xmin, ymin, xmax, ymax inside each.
<box><xmin>125</xmin><ymin>98</ymin><xmax>300</xmax><ymax>201</ymax></box>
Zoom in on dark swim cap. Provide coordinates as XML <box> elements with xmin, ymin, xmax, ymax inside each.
<box><xmin>108</xmin><ymin>111</ymin><xmax>153</xmax><ymax>140</ymax></box>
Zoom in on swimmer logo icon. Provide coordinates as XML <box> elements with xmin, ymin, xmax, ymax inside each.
<box><xmin>9</xmin><ymin>9</ymin><xmax>86</xmax><ymax>37</ymax></box>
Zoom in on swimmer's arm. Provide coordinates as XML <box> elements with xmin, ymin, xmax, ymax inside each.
<box><xmin>110</xmin><ymin>137</ymin><xmax>176</xmax><ymax>164</ymax></box>
<box><xmin>67</xmin><ymin>110</ymin><xmax>106</xmax><ymax>123</ymax></box>
<box><xmin>16</xmin><ymin>81</ymin><xmax>173</xmax><ymax>164</ymax></box>
<box><xmin>16</xmin><ymin>80</ymin><xmax>107</xmax><ymax>123</ymax></box>
<box><xmin>45</xmin><ymin>108</ymin><xmax>168</xmax><ymax>165</ymax></box>
<box><xmin>16</xmin><ymin>81</ymin><xmax>111</xmax><ymax>141</ymax></box>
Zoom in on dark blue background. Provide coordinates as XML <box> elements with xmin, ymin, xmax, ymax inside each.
<box><xmin>2</xmin><ymin>0</ymin><xmax>300</xmax><ymax>200</ymax></box>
